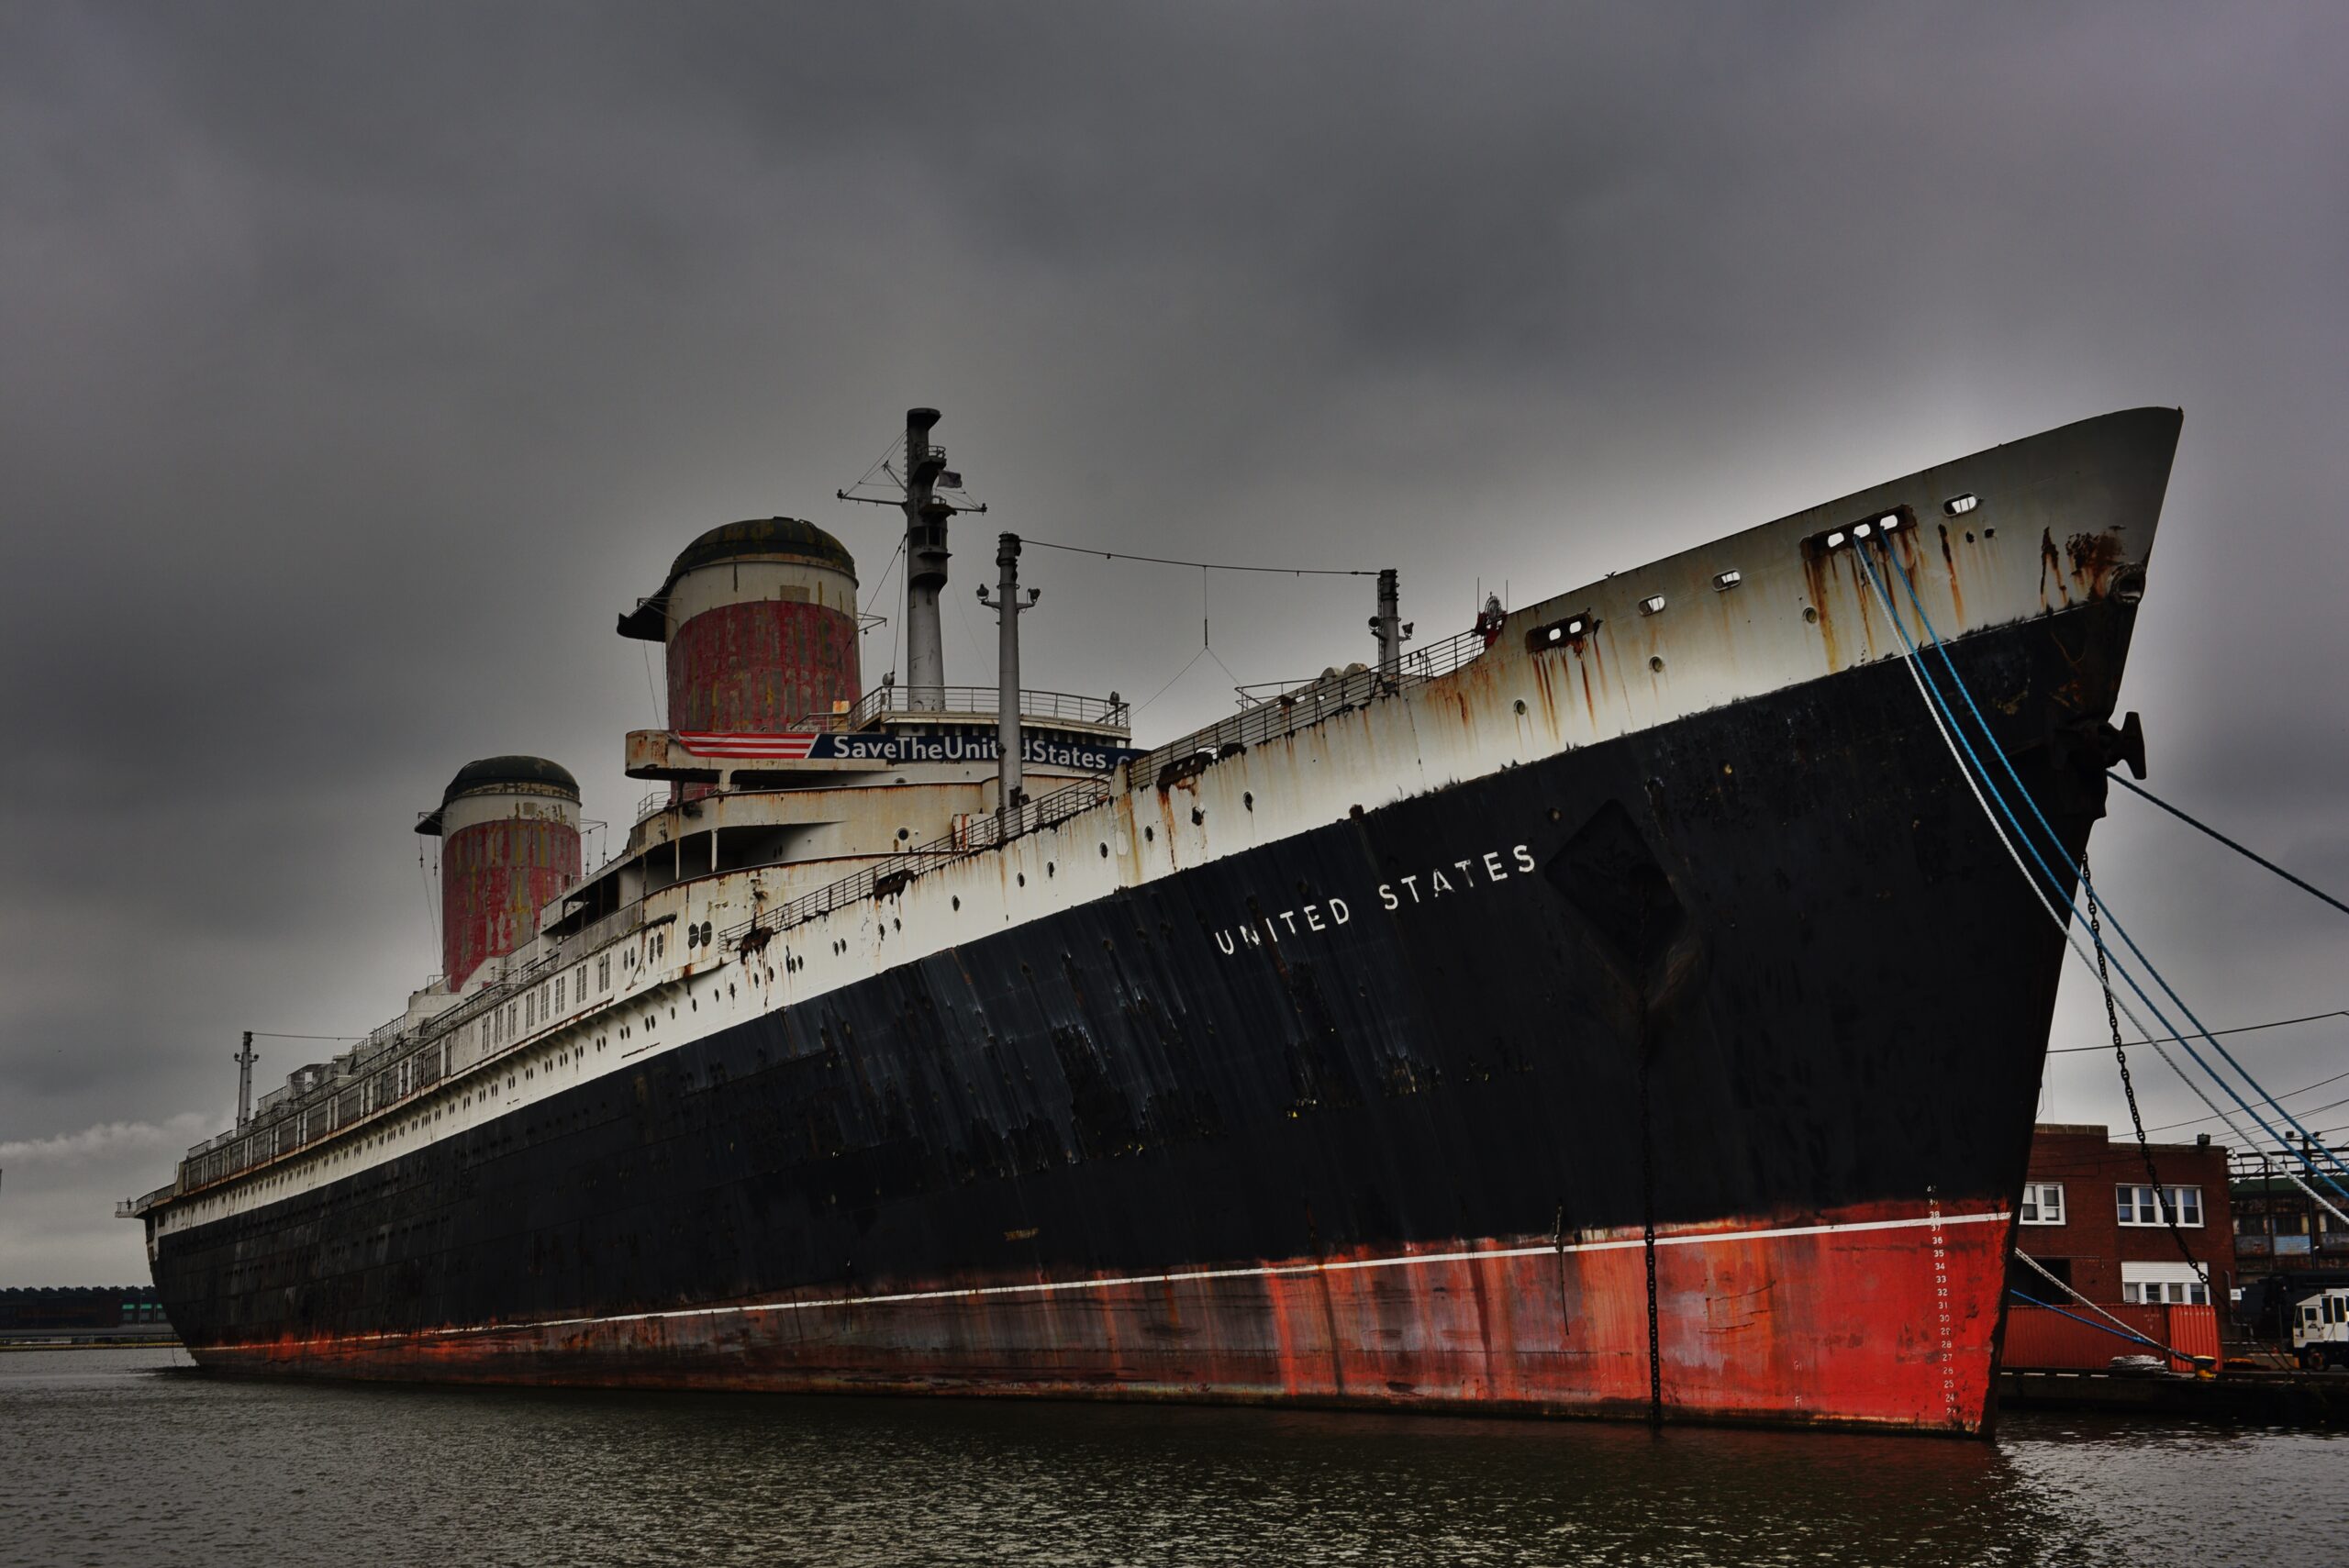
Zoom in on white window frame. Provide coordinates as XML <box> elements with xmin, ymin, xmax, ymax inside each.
<box><xmin>2120</xmin><ymin>1260</ymin><xmax>2210</xmax><ymax>1306</ymax></box>
<box><xmin>2019</xmin><ymin>1183</ymin><xmax>2065</xmax><ymax>1226</ymax></box>
<box><xmin>2116</xmin><ymin>1183</ymin><xmax>2204</xmax><ymax>1228</ymax></box>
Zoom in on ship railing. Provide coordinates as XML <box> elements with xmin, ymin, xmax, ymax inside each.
<box><xmin>1121</xmin><ymin>624</ymin><xmax>1487</xmax><ymax>784</ymax></box>
<box><xmin>812</xmin><ymin>685</ymin><xmax>1130</xmax><ymax>733</ymax></box>
<box><xmin>173</xmin><ymin>919</ymin><xmax>623</xmax><ymax>1190</ymax></box>
<box><xmin>711</xmin><ymin>625</ymin><xmax>1489</xmax><ymax>955</ymax></box>
<box><xmin>116</xmin><ymin>1183</ymin><xmax>174</xmax><ymax>1218</ymax></box>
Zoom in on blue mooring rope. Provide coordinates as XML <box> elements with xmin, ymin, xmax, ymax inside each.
<box><xmin>1853</xmin><ymin>540</ymin><xmax>2349</xmax><ymax>1198</ymax></box>
<box><xmin>1872</xmin><ymin>542</ymin><xmax>2349</xmax><ymax>1187</ymax></box>
<box><xmin>2007</xmin><ymin>1289</ymin><xmax>2166</xmax><ymax>1351</ymax></box>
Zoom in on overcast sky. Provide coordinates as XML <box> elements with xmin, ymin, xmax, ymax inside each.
<box><xmin>4</xmin><ymin>2</ymin><xmax>2343</xmax><ymax>1282</ymax></box>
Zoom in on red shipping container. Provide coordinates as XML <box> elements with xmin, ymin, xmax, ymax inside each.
<box><xmin>2002</xmin><ymin>1303</ymin><xmax>2220</xmax><ymax>1372</ymax></box>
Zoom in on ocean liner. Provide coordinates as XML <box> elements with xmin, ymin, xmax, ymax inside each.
<box><xmin>125</xmin><ymin>406</ymin><xmax>2181</xmax><ymax>1434</ymax></box>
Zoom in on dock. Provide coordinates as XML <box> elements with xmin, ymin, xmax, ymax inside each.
<box><xmin>1998</xmin><ymin>1367</ymin><xmax>2349</xmax><ymax>1425</ymax></box>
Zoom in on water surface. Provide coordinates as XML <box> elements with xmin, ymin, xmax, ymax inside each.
<box><xmin>3</xmin><ymin>1348</ymin><xmax>2334</xmax><ymax>1566</ymax></box>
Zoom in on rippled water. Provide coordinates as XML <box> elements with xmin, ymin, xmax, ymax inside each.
<box><xmin>3</xmin><ymin>1348</ymin><xmax>2339</xmax><ymax>1566</ymax></box>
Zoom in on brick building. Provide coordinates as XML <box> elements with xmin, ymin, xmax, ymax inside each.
<box><xmin>2012</xmin><ymin>1122</ymin><xmax>2235</xmax><ymax>1307</ymax></box>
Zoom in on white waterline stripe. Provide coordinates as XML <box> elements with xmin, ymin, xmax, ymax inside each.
<box><xmin>239</xmin><ymin>1207</ymin><xmax>2007</xmax><ymax>1351</ymax></box>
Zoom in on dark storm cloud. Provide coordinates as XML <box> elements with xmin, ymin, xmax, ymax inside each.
<box><xmin>2</xmin><ymin>1</ymin><xmax>2343</xmax><ymax>1278</ymax></box>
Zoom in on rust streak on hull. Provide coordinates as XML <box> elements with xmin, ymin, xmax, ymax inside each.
<box><xmin>188</xmin><ymin>1201</ymin><xmax>2009</xmax><ymax>1435</ymax></box>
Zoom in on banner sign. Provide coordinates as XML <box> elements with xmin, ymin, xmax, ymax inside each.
<box><xmin>676</xmin><ymin>728</ymin><xmax>1141</xmax><ymax>773</ymax></box>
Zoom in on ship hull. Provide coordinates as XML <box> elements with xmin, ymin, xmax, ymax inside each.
<box><xmin>188</xmin><ymin>1200</ymin><xmax>2006</xmax><ymax>1429</ymax></box>
<box><xmin>152</xmin><ymin>597</ymin><xmax>2132</xmax><ymax>1434</ymax></box>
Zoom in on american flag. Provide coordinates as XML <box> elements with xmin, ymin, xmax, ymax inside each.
<box><xmin>674</xmin><ymin>730</ymin><xmax>819</xmax><ymax>760</ymax></box>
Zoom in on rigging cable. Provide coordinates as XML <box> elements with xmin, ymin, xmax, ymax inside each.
<box><xmin>1019</xmin><ymin>537</ymin><xmax>1378</xmax><ymax>577</ymax></box>
<box><xmin>1848</xmin><ymin>540</ymin><xmax>2349</xmax><ymax>1219</ymax></box>
<box><xmin>2044</xmin><ymin>1008</ymin><xmax>2348</xmax><ymax>1053</ymax></box>
<box><xmin>860</xmin><ymin>538</ymin><xmax>906</xmax><ymax>618</ymax></box>
<box><xmin>418</xmin><ymin>840</ymin><xmax>440</xmax><ymax>958</ymax></box>
<box><xmin>640</xmin><ymin>643</ymin><xmax>664</xmax><ymax>728</ymax></box>
<box><xmin>1134</xmin><ymin>646</ymin><xmax>1214</xmax><ymax>715</ymax></box>
<box><xmin>1861</xmin><ymin>539</ymin><xmax>2349</xmax><ymax>1193</ymax></box>
<box><xmin>2142</xmin><ymin>1062</ymin><xmax>2349</xmax><ymax>1132</ymax></box>
<box><xmin>1019</xmin><ymin>536</ymin><xmax>1389</xmax><ymax>723</ymax></box>
<box><xmin>2106</xmin><ymin>770</ymin><xmax>2348</xmax><ymax>918</ymax></box>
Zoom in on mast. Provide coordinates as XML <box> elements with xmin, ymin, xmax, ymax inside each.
<box><xmin>839</xmin><ymin>407</ymin><xmax>988</xmax><ymax>712</ymax></box>
<box><xmin>234</xmin><ymin>1030</ymin><xmax>257</xmax><ymax>1130</ymax></box>
<box><xmin>978</xmin><ymin>532</ymin><xmax>1040</xmax><ymax>818</ymax></box>
<box><xmin>901</xmin><ymin>408</ymin><xmax>950</xmax><ymax>712</ymax></box>
<box><xmin>1371</xmin><ymin>567</ymin><xmax>1408</xmax><ymax>676</ymax></box>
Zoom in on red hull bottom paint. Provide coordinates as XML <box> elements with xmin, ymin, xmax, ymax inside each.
<box><xmin>193</xmin><ymin>1200</ymin><xmax>2011</xmax><ymax>1433</ymax></box>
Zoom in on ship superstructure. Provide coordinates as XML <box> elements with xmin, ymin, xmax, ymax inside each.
<box><xmin>128</xmin><ymin>406</ymin><xmax>2182</xmax><ymax>1434</ymax></box>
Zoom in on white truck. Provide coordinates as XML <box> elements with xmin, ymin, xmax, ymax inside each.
<box><xmin>2289</xmin><ymin>1286</ymin><xmax>2349</xmax><ymax>1370</ymax></box>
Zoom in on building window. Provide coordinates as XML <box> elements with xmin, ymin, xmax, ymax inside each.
<box><xmin>2120</xmin><ymin>1261</ymin><xmax>2210</xmax><ymax>1305</ymax></box>
<box><xmin>2020</xmin><ymin>1183</ymin><xmax>2065</xmax><ymax>1225</ymax></box>
<box><xmin>2117</xmin><ymin>1184</ymin><xmax>2203</xmax><ymax>1228</ymax></box>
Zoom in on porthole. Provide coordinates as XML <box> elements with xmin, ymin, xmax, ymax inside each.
<box><xmin>1649</xmin><ymin>655</ymin><xmax>1665</xmax><ymax>673</ymax></box>
<box><xmin>1802</xmin><ymin>606</ymin><xmax>1819</xmax><ymax>624</ymax></box>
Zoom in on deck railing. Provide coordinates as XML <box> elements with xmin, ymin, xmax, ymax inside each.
<box><xmin>814</xmin><ymin>684</ymin><xmax>1130</xmax><ymax>732</ymax></box>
